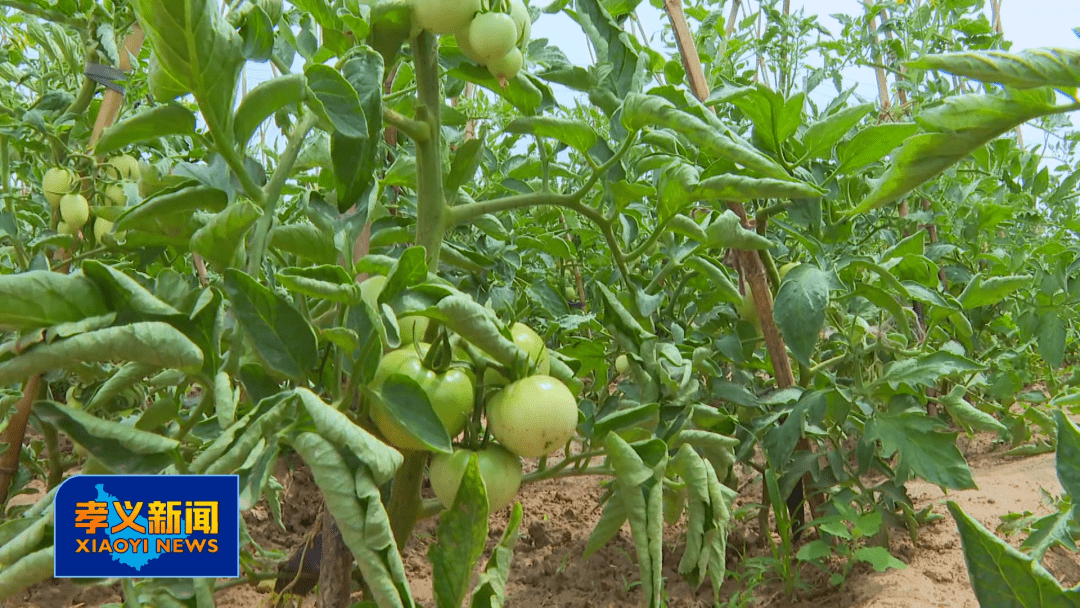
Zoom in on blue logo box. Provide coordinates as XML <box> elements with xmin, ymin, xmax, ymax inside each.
<box><xmin>54</xmin><ymin>475</ymin><xmax>239</xmax><ymax>578</ymax></box>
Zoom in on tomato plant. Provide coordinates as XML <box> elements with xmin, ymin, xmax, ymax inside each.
<box><xmin>429</xmin><ymin>444</ymin><xmax>522</xmax><ymax>512</ymax></box>
<box><xmin>487</xmin><ymin>374</ymin><xmax>578</xmax><ymax>458</ymax></box>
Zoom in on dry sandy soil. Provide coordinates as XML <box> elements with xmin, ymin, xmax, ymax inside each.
<box><xmin>4</xmin><ymin>430</ymin><xmax>1079</xmax><ymax>608</ymax></box>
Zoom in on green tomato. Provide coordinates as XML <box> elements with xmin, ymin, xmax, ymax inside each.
<box><xmin>482</xmin><ymin>322</ymin><xmax>549</xmax><ymax>386</ymax></box>
<box><xmin>43</xmin><ymin>167</ymin><xmax>74</xmax><ymax>208</ymax></box>
<box><xmin>779</xmin><ymin>261</ymin><xmax>800</xmax><ymax>280</ymax></box>
<box><xmin>56</xmin><ymin>220</ymin><xmax>77</xmax><ymax>236</ymax></box>
<box><xmin>369</xmin><ymin>344</ymin><xmax>475</xmax><ymax>451</ymax></box>
<box><xmin>413</xmin><ymin>0</ymin><xmax>480</xmax><ymax>34</ymax></box>
<box><xmin>59</xmin><ymin>193</ymin><xmax>90</xmax><ymax>229</ymax></box>
<box><xmin>107</xmin><ymin>154</ymin><xmax>141</xmax><ymax>181</ymax></box>
<box><xmin>360</xmin><ymin>274</ymin><xmax>430</xmax><ymax>343</ymax></box>
<box><xmin>429</xmin><ymin>444</ymin><xmax>522</xmax><ymax>512</ymax></box>
<box><xmin>455</xmin><ymin>28</ymin><xmax>488</xmax><ymax>65</ymax></box>
<box><xmin>104</xmin><ymin>184</ymin><xmax>127</xmax><ymax>206</ymax></box>
<box><xmin>508</xmin><ymin>0</ymin><xmax>530</xmax><ymax>44</ymax></box>
<box><xmin>487</xmin><ymin>374</ymin><xmax>577</xmax><ymax>458</ymax></box>
<box><xmin>487</xmin><ymin>47</ymin><xmax>523</xmax><ymax>82</ymax></box>
<box><xmin>563</xmin><ymin>285</ymin><xmax>577</xmax><ymax>300</ymax></box>
<box><xmin>467</xmin><ymin>12</ymin><xmax>518</xmax><ymax>63</ymax></box>
<box><xmin>94</xmin><ymin>217</ymin><xmax>114</xmax><ymax>240</ymax></box>
<box><xmin>735</xmin><ymin>286</ymin><xmax>761</xmax><ymax>334</ymax></box>
<box><xmin>615</xmin><ymin>354</ymin><xmax>629</xmax><ymax>375</ymax></box>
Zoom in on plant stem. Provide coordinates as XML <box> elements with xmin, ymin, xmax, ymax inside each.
<box><xmin>382</xmin><ymin>108</ymin><xmax>430</xmax><ymax>143</ymax></box>
<box><xmin>411</xmin><ymin>32</ymin><xmax>446</xmax><ymax>269</ymax></box>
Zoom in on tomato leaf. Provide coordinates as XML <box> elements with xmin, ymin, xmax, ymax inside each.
<box><xmin>268</xmin><ymin>222</ymin><xmax>337</xmax><ymax>265</ymax></box>
<box><xmin>773</xmin><ymin>264</ymin><xmax>829</xmax><ymax>367</ymax></box>
<box><xmin>0</xmin><ymin>270</ymin><xmax>110</xmax><ymax>332</ymax></box>
<box><xmin>908</xmin><ymin>48</ymin><xmax>1080</xmax><ymax>90</ymax></box>
<box><xmin>289</xmin><ymin>431</ymin><xmax>416</xmax><ymax>608</ymax></box>
<box><xmin>504</xmin><ymin>116</ymin><xmax>598</xmax><ymax>155</ymax></box>
<box><xmin>1055</xmin><ymin>410</ymin><xmax>1080</xmax><ymax>500</ymax></box>
<box><xmin>606</xmin><ymin>434</ymin><xmax>667</xmax><ymax>608</ymax></box>
<box><xmin>469</xmin><ymin>502</ymin><xmax>522</xmax><ymax>608</ymax></box>
<box><xmin>189</xmin><ymin>200</ymin><xmax>263</xmax><ymax>270</ymax></box>
<box><xmin>234</xmin><ymin>73</ymin><xmax>306</xmax><ymax>146</ymax></box>
<box><xmin>671</xmin><ymin>445</ymin><xmax>736</xmax><ymax>603</ymax></box>
<box><xmin>94</xmin><ymin>103</ymin><xmax>196</xmax><ymax>156</ymax></box>
<box><xmin>277</xmin><ymin>265</ymin><xmax>363</xmax><ymax>305</ymax></box>
<box><xmin>948</xmin><ymin>501</ymin><xmax>1080</xmax><ymax>608</ymax></box>
<box><xmin>369</xmin><ymin>375</ymin><xmax>453</xmax><ymax>454</ymax></box>
<box><xmin>224</xmin><ymin>269</ymin><xmax>318</xmax><ymax>382</ymax></box>
<box><xmin>431</xmin><ymin>454</ymin><xmax>489</xmax><ymax>608</ymax></box>
<box><xmin>801</xmin><ymin>103</ymin><xmax>874</xmax><ymax>159</ymax></box>
<box><xmin>305</xmin><ymin>64</ymin><xmax>368</xmax><ymax>139</ymax></box>
<box><xmin>864</xmin><ymin>402</ymin><xmax>975</xmax><ymax>490</ymax></box>
<box><xmin>192</xmin><ymin>392</ymin><xmax>294</xmax><ymax>475</ymax></box>
<box><xmin>35</xmin><ymin>401</ymin><xmax>179</xmax><ymax>474</ymax></box>
<box><xmin>957</xmin><ymin>273</ymin><xmax>1032</xmax><ymax>309</ymax></box>
<box><xmin>334</xmin><ymin>48</ymin><xmax>384</xmax><ymax>213</ymax></box>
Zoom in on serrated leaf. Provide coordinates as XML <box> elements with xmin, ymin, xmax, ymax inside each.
<box><xmin>853</xmin><ymin>546</ymin><xmax>906</xmax><ymax>572</ymax></box>
<box><xmin>865</xmin><ymin>403</ymin><xmax>975</xmax><ymax>490</ymax></box>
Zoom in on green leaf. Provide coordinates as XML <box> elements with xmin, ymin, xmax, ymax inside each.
<box><xmin>194</xmin><ymin>393</ymin><xmax>294</xmax><ymax>475</ymax></box>
<box><xmin>114</xmin><ymin>184</ymin><xmax>228</xmax><ymax>235</ymax></box>
<box><xmin>876</xmin><ymin>351</ymin><xmax>986</xmax><ymax>392</ymax></box>
<box><xmin>86</xmin><ymin>362</ymin><xmax>157</xmax><ymax>411</ymax></box>
<box><xmin>223</xmin><ymin>269</ymin><xmax>318</xmax><ymax>382</ymax></box>
<box><xmin>238</xmin><ymin>5</ymin><xmax>274</xmax><ymax>62</ymax></box>
<box><xmin>773</xmin><ymin>265</ymin><xmax>829</xmax><ymax>367</ymax></box>
<box><xmin>606</xmin><ymin>434</ymin><xmax>666</xmax><ymax>607</ymax></box>
<box><xmin>670</xmin><ymin>444</ymin><xmax>735</xmax><ymax>603</ymax></box>
<box><xmin>796</xmin><ymin>539</ymin><xmax>834</xmax><ymax>562</ymax></box>
<box><xmin>574</xmin><ymin>0</ymin><xmax>645</xmax><ymax>102</ymax></box>
<box><xmin>853</xmin><ymin>546</ymin><xmax>906</xmax><ymax>573</ymax></box>
<box><xmin>0</xmin><ymin>322</ymin><xmax>203</xmax><ymax>384</ymax></box>
<box><xmin>295</xmin><ymin>388</ymin><xmax>402</xmax><ymax>485</ymax></box>
<box><xmin>909</xmin><ymin>48</ymin><xmax>1080</xmax><ymax>90</ymax></box>
<box><xmin>469</xmin><ymin>502</ymin><xmax>523</xmax><ymax>608</ymax></box>
<box><xmin>948</xmin><ymin>501</ymin><xmax>1080</xmax><ymax>608</ymax></box>
<box><xmin>704</xmin><ymin>210</ymin><xmax>774</xmax><ymax>250</ymax></box>
<box><xmin>802</xmin><ymin>103</ymin><xmax>874</xmax><ymax>159</ymax></box>
<box><xmin>35</xmin><ymin>401</ymin><xmax>178</xmax><ymax>474</ymax></box>
<box><xmin>958</xmin><ymin>273</ymin><xmax>1031</xmax><ymax>309</ymax></box>
<box><xmin>234</xmin><ymin>73</ymin><xmax>306</xmax><ymax>146</ymax></box>
<box><xmin>865</xmin><ymin>404</ymin><xmax>975</xmax><ymax>490</ymax></box>
<box><xmin>939</xmin><ymin>386</ymin><xmax>1006</xmax><ymax>434</ymax></box>
<box><xmin>289</xmin><ymin>432</ymin><xmax>415</xmax><ymax>608</ymax></box>
<box><xmin>1037</xmin><ymin>313</ymin><xmax>1066</xmax><ymax>369</ymax></box>
<box><xmin>695</xmin><ymin>174</ymin><xmax>824</xmax><ymax>202</ymax></box>
<box><xmin>333</xmin><ymin>48</ymin><xmax>384</xmax><ymax>214</ymax></box>
<box><xmin>0</xmin><ymin>547</ymin><xmax>53</xmax><ymax>600</ymax></box>
<box><xmin>656</xmin><ymin>162</ymin><xmax>700</xmax><ymax>222</ymax></box>
<box><xmin>131</xmin><ymin>0</ymin><xmax>243</xmax><ymax>145</ymax></box>
<box><xmin>445</xmin><ymin>137</ymin><xmax>485</xmax><ymax>196</ymax></box>
<box><xmin>621</xmin><ymin>94</ymin><xmax>790</xmax><ymax>180</ymax></box>
<box><xmin>443</xmin><ymin>58</ymin><xmax>555</xmax><ymax>115</ymax></box>
<box><xmin>213</xmin><ymin>370</ymin><xmax>237</xmax><ymax>430</ymax></box>
<box><xmin>305</xmin><ymin>64</ymin><xmax>368</xmax><ymax>138</ymax></box>
<box><xmin>367</xmin><ymin>375</ymin><xmax>452</xmax><ymax>454</ymax></box>
<box><xmin>1055</xmin><ymin>410</ymin><xmax>1080</xmax><ymax>499</ymax></box>
<box><xmin>836</xmin><ymin>122</ymin><xmax>918</xmax><ymax>174</ymax></box>
<box><xmin>504</xmin><ymin>116</ymin><xmax>598</xmax><ymax>154</ymax></box>
<box><xmin>94</xmin><ymin>104</ymin><xmax>196</xmax><ymax>155</ymax></box>
<box><xmin>1021</xmin><ymin>510</ymin><xmax>1078</xmax><ymax>561</ymax></box>
<box><xmin>268</xmin><ymin>222</ymin><xmax>337</xmax><ymax>264</ymax></box>
<box><xmin>430</xmin><ymin>454</ymin><xmax>489</xmax><ymax>608</ymax></box>
<box><xmin>81</xmin><ymin>261</ymin><xmax>183</xmax><ymax>318</ymax></box>
<box><xmin>583</xmin><ymin>488</ymin><xmax>628</xmax><ymax>558</ymax></box>
<box><xmin>0</xmin><ymin>271</ymin><xmax>109</xmax><ymax>331</ymax></box>
<box><xmin>277</xmin><ymin>265</ymin><xmax>363</xmax><ymax>304</ymax></box>
<box><xmin>189</xmin><ymin>200</ymin><xmax>263</xmax><ymax>269</ymax></box>
<box><xmin>684</xmin><ymin>256</ymin><xmax>741</xmax><ymax>304</ymax></box>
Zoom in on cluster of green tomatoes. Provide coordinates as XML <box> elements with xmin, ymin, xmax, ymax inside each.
<box><xmin>41</xmin><ymin>154</ymin><xmax>139</xmax><ymax>242</ymax></box>
<box><xmin>359</xmin><ymin>275</ymin><xmax>578</xmax><ymax>512</ymax></box>
<box><xmin>411</xmin><ymin>0</ymin><xmax>531</xmax><ymax>83</ymax></box>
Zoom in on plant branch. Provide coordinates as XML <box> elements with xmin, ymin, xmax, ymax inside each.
<box><xmin>382</xmin><ymin>108</ymin><xmax>430</xmax><ymax>143</ymax></box>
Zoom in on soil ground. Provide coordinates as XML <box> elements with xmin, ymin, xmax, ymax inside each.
<box><xmin>3</xmin><ymin>429</ymin><xmax>1079</xmax><ymax>608</ymax></box>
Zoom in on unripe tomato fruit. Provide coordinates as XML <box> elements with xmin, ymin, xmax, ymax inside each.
<box><xmin>614</xmin><ymin>354</ymin><xmax>629</xmax><ymax>375</ymax></box>
<box><xmin>483</xmin><ymin>321</ymin><xmax>549</xmax><ymax>386</ymax></box>
<box><xmin>735</xmin><ymin>286</ymin><xmax>761</xmax><ymax>334</ymax></box>
<box><xmin>107</xmin><ymin>154</ymin><xmax>140</xmax><ymax>181</ymax></box>
<box><xmin>508</xmin><ymin>0</ymin><xmax>530</xmax><ymax>45</ymax></box>
<box><xmin>369</xmin><ymin>344</ymin><xmax>474</xmax><ymax>451</ymax></box>
<box><xmin>779</xmin><ymin>261</ymin><xmax>800</xmax><ymax>280</ymax></box>
<box><xmin>488</xmin><ymin>48</ymin><xmax>523</xmax><ymax>81</ymax></box>
<box><xmin>413</xmin><ymin>0</ymin><xmax>480</xmax><ymax>34</ymax></box>
<box><xmin>564</xmin><ymin>285</ymin><xmax>577</xmax><ymax>300</ymax></box>
<box><xmin>59</xmin><ymin>193</ymin><xmax>90</xmax><ymax>229</ymax></box>
<box><xmin>95</xmin><ymin>217</ymin><xmax>114</xmax><ymax>239</ymax></box>
<box><xmin>455</xmin><ymin>28</ymin><xmax>488</xmax><ymax>65</ymax></box>
<box><xmin>487</xmin><ymin>374</ymin><xmax>577</xmax><ymax>458</ymax></box>
<box><xmin>105</xmin><ymin>184</ymin><xmax>127</xmax><ymax>206</ymax></box>
<box><xmin>467</xmin><ymin>12</ymin><xmax>518</xmax><ymax>63</ymax></box>
<box><xmin>429</xmin><ymin>444</ymin><xmax>522</xmax><ymax>512</ymax></box>
<box><xmin>56</xmin><ymin>220</ymin><xmax>78</xmax><ymax>236</ymax></box>
<box><xmin>359</xmin><ymin>274</ymin><xmax>429</xmax><ymax>343</ymax></box>
<box><xmin>43</xmin><ymin>167</ymin><xmax>74</xmax><ymax>208</ymax></box>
